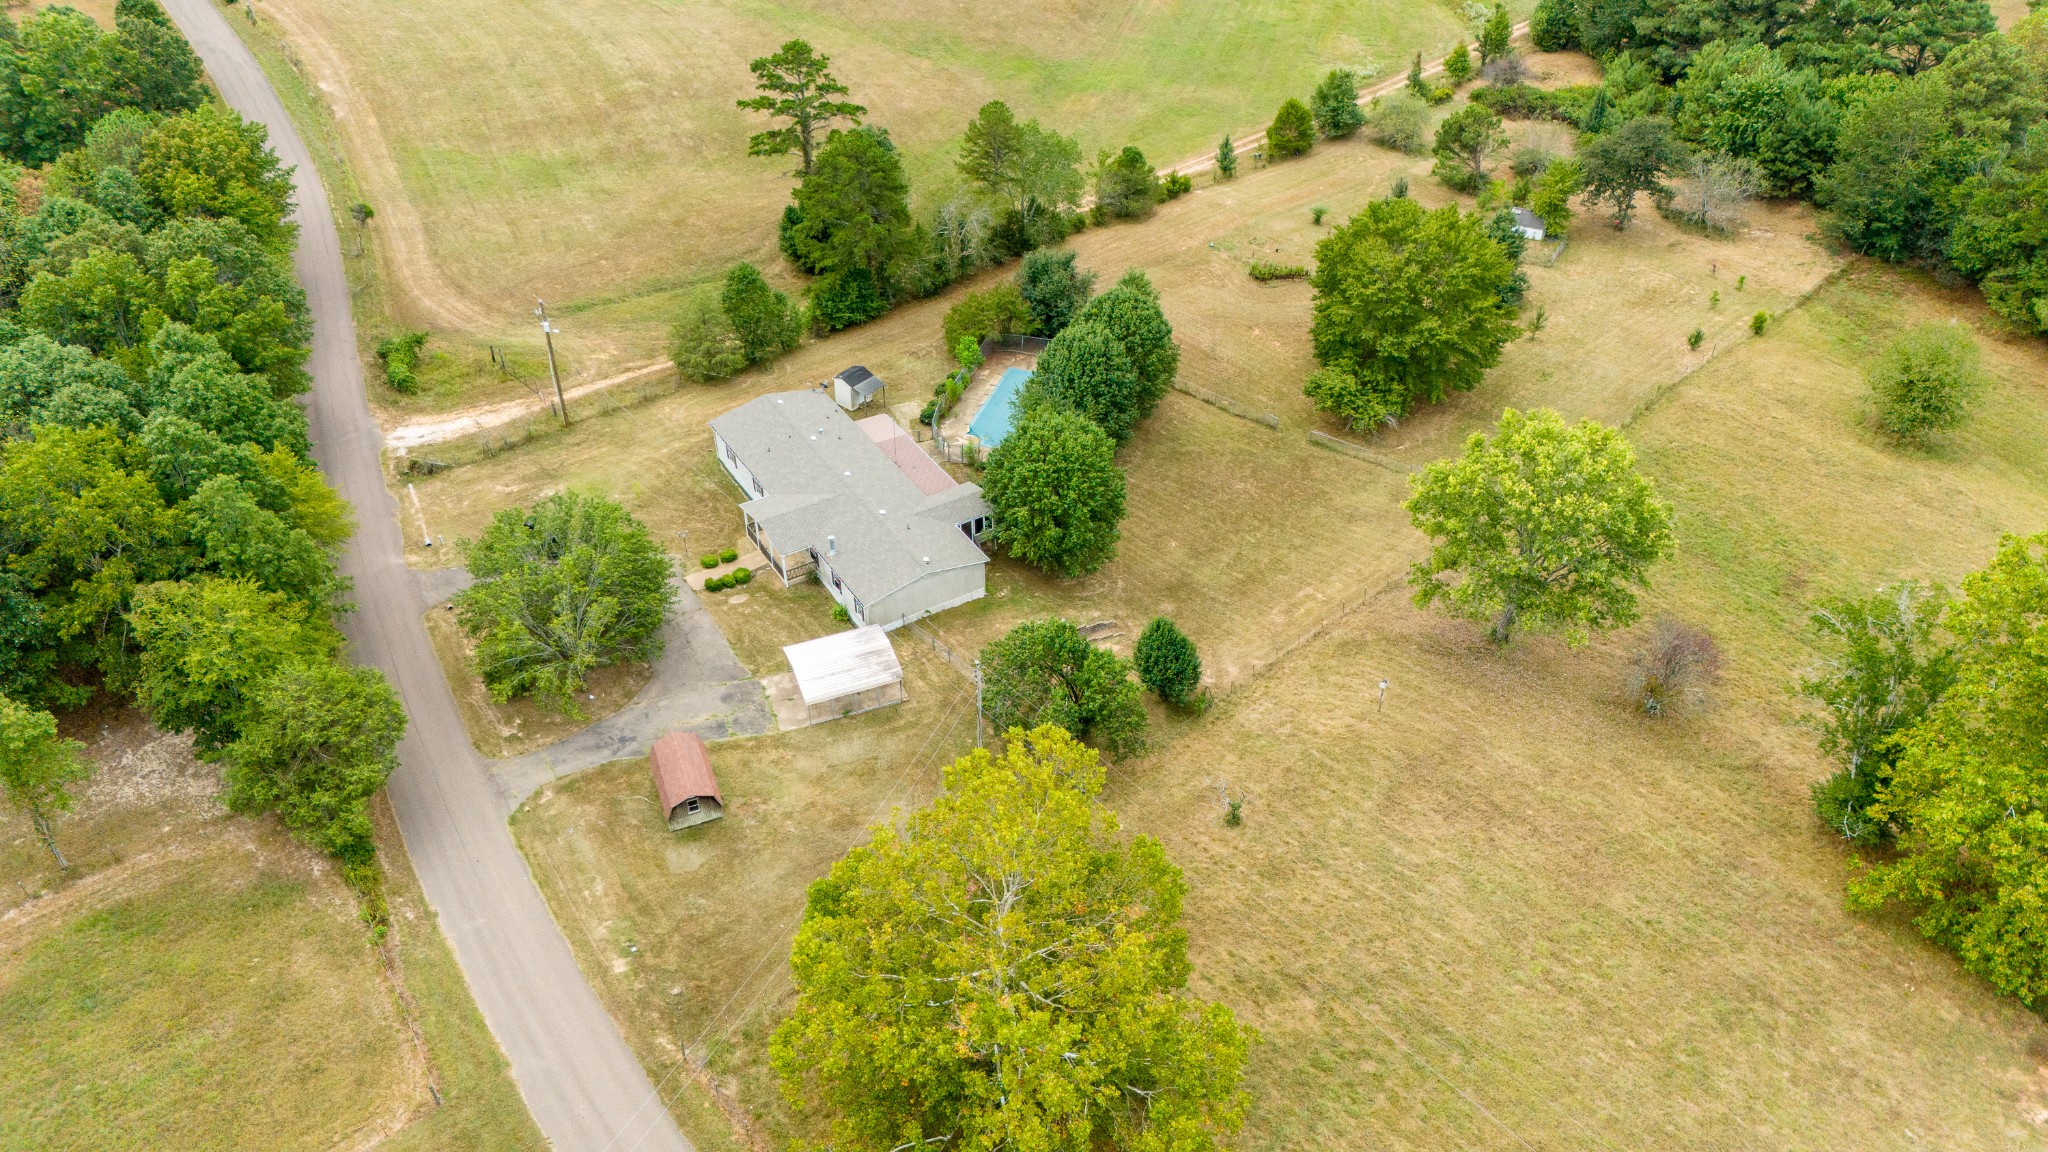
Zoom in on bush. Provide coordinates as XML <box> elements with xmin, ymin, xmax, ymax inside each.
<box><xmin>1162</xmin><ymin>172</ymin><xmax>1193</xmax><ymax>198</ymax></box>
<box><xmin>943</xmin><ymin>282</ymin><xmax>1034</xmax><ymax>351</ymax></box>
<box><xmin>1134</xmin><ymin>616</ymin><xmax>1202</xmax><ymax>705</ymax></box>
<box><xmin>1471</xmin><ymin>83</ymin><xmax>1596</xmax><ymax>125</ymax></box>
<box><xmin>831</xmin><ymin>602</ymin><xmax>850</xmax><ymax>623</ymax></box>
<box><xmin>1366</xmin><ymin>92</ymin><xmax>1430</xmax><ymax>154</ymax></box>
<box><xmin>700</xmin><ymin>554</ymin><xmax>718</xmax><ymax>569</ymax></box>
<box><xmin>1267</xmin><ymin>98</ymin><xmax>1316</xmax><ymax>159</ymax></box>
<box><xmin>1311</xmin><ymin>69</ymin><xmax>1365</xmax><ymax>139</ymax></box>
<box><xmin>707</xmin><ymin>575</ymin><xmax>729</xmax><ymax>592</ymax></box>
<box><xmin>1303</xmin><ymin>366</ymin><xmax>1401</xmax><ymax>432</ymax></box>
<box><xmin>720</xmin><ymin>547</ymin><xmax>739</xmax><ymax>564</ymax></box>
<box><xmin>1312</xmin><ymin>205</ymin><xmax>1328</xmax><ymax>225</ymax></box>
<box><xmin>1443</xmin><ymin>42</ymin><xmax>1474</xmax><ymax>86</ymax></box>
<box><xmin>1424</xmin><ymin>83</ymin><xmax>1455</xmax><ymax>105</ymax></box>
<box><xmin>721</xmin><ymin>262</ymin><xmax>802</xmax><ymax>364</ymax></box>
<box><xmin>734</xmin><ymin>567</ymin><xmax>753</xmax><ymax>585</ymax></box>
<box><xmin>670</xmin><ymin>290</ymin><xmax>748</xmax><ymax>382</ymax></box>
<box><xmin>1688</xmin><ymin>327</ymin><xmax>1704</xmax><ymax>350</ymax></box>
<box><xmin>1530</xmin><ymin>0</ymin><xmax>1578</xmax><ymax>50</ymax></box>
<box><xmin>1626</xmin><ymin>618</ymin><xmax>1723</xmax><ymax>717</ymax></box>
<box><xmin>1017</xmin><ymin>249</ymin><xmax>1097</xmax><ymax>337</ymax></box>
<box><xmin>809</xmin><ymin>267</ymin><xmax>890</xmax><ymax>333</ymax></box>
<box><xmin>375</xmin><ymin>331</ymin><xmax>428</xmax><ymax>394</ymax></box>
<box><xmin>1249</xmin><ymin>261</ymin><xmax>1309</xmax><ymax>282</ymax></box>
<box><xmin>1750</xmin><ymin>310</ymin><xmax>1769</xmax><ymax>335</ymax></box>
<box><xmin>1869</xmin><ymin>324</ymin><xmax>1986</xmax><ymax>445</ymax></box>
<box><xmin>1093</xmin><ymin>145</ymin><xmax>1161</xmax><ymax>221</ymax></box>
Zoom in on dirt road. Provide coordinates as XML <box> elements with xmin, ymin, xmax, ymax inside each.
<box><xmin>158</xmin><ymin>1</ymin><xmax>694</xmax><ymax>1148</ymax></box>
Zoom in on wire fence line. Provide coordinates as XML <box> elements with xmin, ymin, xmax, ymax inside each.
<box><xmin>1307</xmin><ymin>429</ymin><xmax>1413</xmax><ymax>473</ymax></box>
<box><xmin>1170</xmin><ymin>381</ymin><xmax>1281</xmax><ymax>430</ymax></box>
<box><xmin>904</xmin><ymin>620</ymin><xmax>979</xmax><ymax>683</ymax></box>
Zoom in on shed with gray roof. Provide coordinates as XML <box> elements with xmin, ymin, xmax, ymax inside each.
<box><xmin>709</xmin><ymin>390</ymin><xmax>991</xmax><ymax>631</ymax></box>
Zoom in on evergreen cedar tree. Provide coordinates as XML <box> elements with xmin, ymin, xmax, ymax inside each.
<box><xmin>771</xmin><ymin>726</ymin><xmax>1247</xmax><ymax>1152</ymax></box>
<box><xmin>1134</xmin><ymin>617</ymin><xmax>1202</xmax><ymax>704</ymax></box>
<box><xmin>1406</xmin><ymin>408</ymin><xmax>1674</xmax><ymax>647</ymax></box>
<box><xmin>1016</xmin><ymin>248</ymin><xmax>1097</xmax><ymax>336</ymax></box>
<box><xmin>982</xmin><ymin>407</ymin><xmax>1127</xmax><ymax>579</ymax></box>
<box><xmin>0</xmin><ymin>5</ymin><xmax>412</xmax><ymax>872</ymax></box>
<box><xmin>1306</xmin><ymin>196</ymin><xmax>1521</xmax><ymax>429</ymax></box>
<box><xmin>735</xmin><ymin>39</ymin><xmax>865</xmax><ymax>175</ymax></box>
<box><xmin>0</xmin><ymin>694</ymin><xmax>91</xmax><ymax>868</ymax></box>
<box><xmin>1093</xmin><ymin>144</ymin><xmax>1161</xmax><ymax>220</ymax></box>
<box><xmin>720</xmin><ymin>262</ymin><xmax>802</xmax><ymax>364</ymax></box>
<box><xmin>978</xmin><ymin>620</ymin><xmax>1148</xmax><ymax>758</ymax></box>
<box><xmin>789</xmin><ymin>127</ymin><xmax>914</xmax><ymax>330</ymax></box>
<box><xmin>1267</xmin><ymin>97</ymin><xmax>1316</xmax><ymax>159</ymax></box>
<box><xmin>1478</xmin><ymin>3</ymin><xmax>1514</xmax><ymax>63</ymax></box>
<box><xmin>1800</xmin><ymin>583</ymin><xmax>1955</xmax><ymax>847</ymax></box>
<box><xmin>1579</xmin><ymin>115</ymin><xmax>1684</xmax><ymax>228</ymax></box>
<box><xmin>1432</xmin><ymin>104</ymin><xmax>1510</xmax><ymax>191</ymax></box>
<box><xmin>1216</xmin><ymin>132</ymin><xmax>1238</xmax><ymax>178</ymax></box>
<box><xmin>1867</xmin><ymin>323</ymin><xmax>1986</xmax><ymax>443</ymax></box>
<box><xmin>1311</xmin><ymin>69</ymin><xmax>1365</xmax><ymax>138</ymax></box>
<box><xmin>453</xmin><ymin>492</ymin><xmax>677</xmax><ymax>715</ymax></box>
<box><xmin>1850</xmin><ymin>533</ymin><xmax>2048</xmax><ymax>1007</ymax></box>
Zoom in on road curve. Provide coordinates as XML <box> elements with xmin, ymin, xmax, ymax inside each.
<box><xmin>157</xmin><ymin>2</ymin><xmax>693</xmax><ymax>1149</ymax></box>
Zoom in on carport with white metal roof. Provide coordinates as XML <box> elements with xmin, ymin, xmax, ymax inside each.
<box><xmin>779</xmin><ymin>626</ymin><xmax>906</xmax><ymax>724</ymax></box>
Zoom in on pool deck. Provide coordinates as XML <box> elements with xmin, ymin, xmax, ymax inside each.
<box><xmin>942</xmin><ymin>348</ymin><xmax>1037</xmax><ymax>447</ymax></box>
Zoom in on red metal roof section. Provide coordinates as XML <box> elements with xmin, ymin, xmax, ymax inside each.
<box><xmin>855</xmin><ymin>413</ymin><xmax>958</xmax><ymax>497</ymax></box>
<box><xmin>649</xmin><ymin>732</ymin><xmax>722</xmax><ymax>810</ymax></box>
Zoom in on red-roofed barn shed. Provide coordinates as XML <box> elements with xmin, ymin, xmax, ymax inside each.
<box><xmin>649</xmin><ymin>732</ymin><xmax>724</xmax><ymax>830</ymax></box>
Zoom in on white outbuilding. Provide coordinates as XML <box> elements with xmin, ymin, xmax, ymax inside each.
<box><xmin>781</xmin><ymin>626</ymin><xmax>906</xmax><ymax>722</ymax></box>
<box><xmin>1511</xmin><ymin>207</ymin><xmax>1546</xmax><ymax>241</ymax></box>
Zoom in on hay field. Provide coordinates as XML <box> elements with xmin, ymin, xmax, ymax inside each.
<box><xmin>230</xmin><ymin>0</ymin><xmax>1527</xmax><ymax>389</ymax></box>
<box><xmin>0</xmin><ymin>705</ymin><xmax>546</xmax><ymax>1152</ymax></box>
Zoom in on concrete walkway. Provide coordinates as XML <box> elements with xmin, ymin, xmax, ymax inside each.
<box><xmin>157</xmin><ymin>1</ymin><xmax>696</xmax><ymax>1148</ymax></box>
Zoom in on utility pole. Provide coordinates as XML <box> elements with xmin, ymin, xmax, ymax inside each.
<box><xmin>974</xmin><ymin>659</ymin><xmax>984</xmax><ymax>748</ymax></box>
<box><xmin>534</xmin><ymin>299</ymin><xmax>567</xmax><ymax>426</ymax></box>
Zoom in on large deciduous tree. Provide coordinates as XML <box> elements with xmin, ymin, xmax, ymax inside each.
<box><xmin>1432</xmin><ymin>104</ymin><xmax>1510</xmax><ymax>192</ymax></box>
<box><xmin>980</xmin><ymin>619</ymin><xmax>1148</xmax><ymax>758</ymax></box>
<box><xmin>983</xmin><ymin>407</ymin><xmax>1125</xmax><ymax>578</ymax></box>
<box><xmin>1072</xmin><ymin>269</ymin><xmax>1178</xmax><ymax>419</ymax></box>
<box><xmin>453</xmin><ymin>491</ymin><xmax>675</xmax><ymax>713</ymax></box>
<box><xmin>1016</xmin><ymin>247</ymin><xmax>1096</xmax><ymax>337</ymax></box>
<box><xmin>1307</xmin><ymin>196</ymin><xmax>1521</xmax><ymax>421</ymax></box>
<box><xmin>1851</xmin><ymin>533</ymin><xmax>2048</xmax><ymax>1006</ymax></box>
<box><xmin>224</xmin><ymin>659</ymin><xmax>405</xmax><ymax>864</ymax></box>
<box><xmin>130</xmin><ymin>576</ymin><xmax>337</xmax><ymax>753</ymax></box>
<box><xmin>1406</xmin><ymin>407</ymin><xmax>1674</xmax><ymax>646</ymax></box>
<box><xmin>790</xmin><ymin>127</ymin><xmax>914</xmax><ymax>330</ymax></box>
<box><xmin>0</xmin><ymin>694</ymin><xmax>92</xmax><ymax>869</ymax></box>
<box><xmin>1027</xmin><ymin>319</ymin><xmax>1145</xmax><ymax>445</ymax></box>
<box><xmin>1579</xmin><ymin>114</ymin><xmax>1685</xmax><ymax>228</ymax></box>
<box><xmin>736</xmin><ymin>39</ymin><xmax>865</xmax><ymax>176</ymax></box>
<box><xmin>771</xmin><ymin>726</ymin><xmax>1247</xmax><ymax>1152</ymax></box>
<box><xmin>1800</xmin><ymin>582</ymin><xmax>1955</xmax><ymax>846</ymax></box>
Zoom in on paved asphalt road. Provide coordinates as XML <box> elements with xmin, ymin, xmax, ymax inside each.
<box><xmin>158</xmin><ymin>2</ymin><xmax>694</xmax><ymax>1148</ymax></box>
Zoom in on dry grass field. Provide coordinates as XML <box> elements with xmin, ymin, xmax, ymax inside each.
<box><xmin>0</xmin><ymin>705</ymin><xmax>547</xmax><ymax>1152</ymax></box>
<box><xmin>221</xmin><ymin>0</ymin><xmax>1534</xmax><ymax>406</ymax></box>
<box><xmin>425</xmin><ymin>93</ymin><xmax>2048</xmax><ymax>1147</ymax></box>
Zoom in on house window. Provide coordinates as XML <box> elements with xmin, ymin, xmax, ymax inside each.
<box><xmin>684</xmin><ymin>797</ymin><xmax>701</xmax><ymax>814</ymax></box>
<box><xmin>751</xmin><ymin>478</ymin><xmax>763</xmax><ymax>496</ymax></box>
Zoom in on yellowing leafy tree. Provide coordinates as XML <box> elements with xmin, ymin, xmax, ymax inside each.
<box><xmin>0</xmin><ymin>694</ymin><xmax>91</xmax><ymax>868</ymax></box>
<box><xmin>1407</xmin><ymin>408</ymin><xmax>1674</xmax><ymax>645</ymax></box>
<box><xmin>772</xmin><ymin>726</ymin><xmax>1250</xmax><ymax>1152</ymax></box>
<box><xmin>1852</xmin><ymin>533</ymin><xmax>2048</xmax><ymax>1006</ymax></box>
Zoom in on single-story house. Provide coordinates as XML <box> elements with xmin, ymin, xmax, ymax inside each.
<box><xmin>649</xmin><ymin>731</ymin><xmax>723</xmax><ymax>830</ymax></box>
<box><xmin>782</xmin><ymin>625</ymin><xmax>905</xmax><ymax>723</ymax></box>
<box><xmin>1512</xmin><ymin>207</ymin><xmax>1546</xmax><ymax>241</ymax></box>
<box><xmin>832</xmin><ymin>365</ymin><xmax>884</xmax><ymax>411</ymax></box>
<box><xmin>709</xmin><ymin>390</ymin><xmax>992</xmax><ymax>631</ymax></box>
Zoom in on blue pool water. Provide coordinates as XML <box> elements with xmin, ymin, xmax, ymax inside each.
<box><xmin>968</xmin><ymin>366</ymin><xmax>1031</xmax><ymax>448</ymax></box>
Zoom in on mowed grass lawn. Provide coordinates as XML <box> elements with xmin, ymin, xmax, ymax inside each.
<box><xmin>450</xmin><ymin>110</ymin><xmax>2048</xmax><ymax>1149</ymax></box>
<box><xmin>0</xmin><ymin>706</ymin><xmax>546</xmax><ymax>1152</ymax></box>
<box><xmin>239</xmin><ymin>0</ymin><xmax>1526</xmax><ymax>387</ymax></box>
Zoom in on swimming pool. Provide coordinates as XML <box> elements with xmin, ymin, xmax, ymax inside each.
<box><xmin>967</xmin><ymin>366</ymin><xmax>1031</xmax><ymax>449</ymax></box>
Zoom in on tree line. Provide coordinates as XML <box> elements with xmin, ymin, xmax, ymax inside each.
<box><xmin>0</xmin><ymin>2</ymin><xmax>403</xmax><ymax>902</ymax></box>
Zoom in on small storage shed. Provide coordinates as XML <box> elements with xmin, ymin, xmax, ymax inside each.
<box><xmin>832</xmin><ymin>365</ymin><xmax>884</xmax><ymax>411</ymax></box>
<box><xmin>649</xmin><ymin>732</ymin><xmax>724</xmax><ymax>830</ymax></box>
<box><xmin>782</xmin><ymin>626</ymin><xmax>905</xmax><ymax>722</ymax></box>
<box><xmin>1512</xmin><ymin>207</ymin><xmax>1546</xmax><ymax>241</ymax></box>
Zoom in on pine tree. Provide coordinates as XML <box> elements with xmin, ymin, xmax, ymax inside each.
<box><xmin>1216</xmin><ymin>133</ymin><xmax>1237</xmax><ymax>180</ymax></box>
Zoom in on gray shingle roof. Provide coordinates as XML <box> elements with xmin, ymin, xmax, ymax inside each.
<box><xmin>710</xmin><ymin>391</ymin><xmax>987</xmax><ymax>604</ymax></box>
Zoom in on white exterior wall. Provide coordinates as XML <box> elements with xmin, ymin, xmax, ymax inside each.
<box><xmin>712</xmin><ymin>430</ymin><xmax>765</xmax><ymax>499</ymax></box>
<box><xmin>865</xmin><ymin>563</ymin><xmax>987</xmax><ymax>631</ymax></box>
